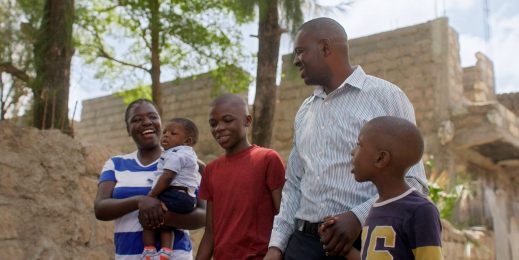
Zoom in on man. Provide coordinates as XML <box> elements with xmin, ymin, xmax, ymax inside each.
<box><xmin>264</xmin><ymin>17</ymin><xmax>428</xmax><ymax>259</ymax></box>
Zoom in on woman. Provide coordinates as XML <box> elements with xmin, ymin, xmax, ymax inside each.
<box><xmin>94</xmin><ymin>99</ymin><xmax>206</xmax><ymax>260</ymax></box>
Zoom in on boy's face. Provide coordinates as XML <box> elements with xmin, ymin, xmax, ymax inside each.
<box><xmin>208</xmin><ymin>102</ymin><xmax>251</xmax><ymax>154</ymax></box>
<box><xmin>161</xmin><ymin>122</ymin><xmax>189</xmax><ymax>150</ymax></box>
<box><xmin>351</xmin><ymin>128</ymin><xmax>379</xmax><ymax>182</ymax></box>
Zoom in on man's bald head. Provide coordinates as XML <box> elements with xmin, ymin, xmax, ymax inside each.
<box><xmin>362</xmin><ymin>116</ymin><xmax>424</xmax><ymax>172</ymax></box>
<box><xmin>298</xmin><ymin>17</ymin><xmax>348</xmax><ymax>42</ymax></box>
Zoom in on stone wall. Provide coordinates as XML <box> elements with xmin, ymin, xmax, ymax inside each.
<box><xmin>498</xmin><ymin>92</ymin><xmax>519</xmax><ymax>117</ymax></box>
<box><xmin>0</xmin><ymin>122</ymin><xmax>116</xmax><ymax>259</ymax></box>
<box><xmin>77</xmin><ymin>73</ymin><xmax>228</xmax><ymax>163</ymax></box>
<box><xmin>463</xmin><ymin>52</ymin><xmax>496</xmax><ymax>103</ymax></box>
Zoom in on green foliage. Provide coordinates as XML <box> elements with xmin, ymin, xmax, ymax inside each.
<box><xmin>0</xmin><ymin>0</ymin><xmax>43</xmax><ymax>120</ymax></box>
<box><xmin>426</xmin><ymin>159</ymin><xmax>467</xmax><ymax>220</ymax></box>
<box><xmin>226</xmin><ymin>0</ymin><xmax>303</xmax><ymax>36</ymax></box>
<box><xmin>210</xmin><ymin>64</ymin><xmax>252</xmax><ymax>96</ymax></box>
<box><xmin>75</xmin><ymin>0</ymin><xmax>251</xmax><ymax>94</ymax></box>
<box><xmin>428</xmin><ymin>182</ymin><xmax>464</xmax><ymax>220</ymax></box>
<box><xmin>115</xmin><ymin>84</ymin><xmax>152</xmax><ymax>105</ymax></box>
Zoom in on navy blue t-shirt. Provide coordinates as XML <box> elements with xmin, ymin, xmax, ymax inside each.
<box><xmin>361</xmin><ymin>189</ymin><xmax>443</xmax><ymax>260</ymax></box>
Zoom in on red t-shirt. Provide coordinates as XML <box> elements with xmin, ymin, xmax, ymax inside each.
<box><xmin>199</xmin><ymin>145</ymin><xmax>286</xmax><ymax>260</ymax></box>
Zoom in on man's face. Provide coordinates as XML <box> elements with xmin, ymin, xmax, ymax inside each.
<box><xmin>293</xmin><ymin>30</ymin><xmax>327</xmax><ymax>86</ymax></box>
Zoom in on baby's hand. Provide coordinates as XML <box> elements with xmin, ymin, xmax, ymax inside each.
<box><xmin>319</xmin><ymin>216</ymin><xmax>337</xmax><ymax>236</ymax></box>
<box><xmin>160</xmin><ymin>202</ymin><xmax>167</xmax><ymax>212</ymax></box>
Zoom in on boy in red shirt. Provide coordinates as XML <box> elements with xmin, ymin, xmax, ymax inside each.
<box><xmin>196</xmin><ymin>94</ymin><xmax>286</xmax><ymax>260</ymax></box>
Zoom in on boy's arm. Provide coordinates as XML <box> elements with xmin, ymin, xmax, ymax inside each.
<box><xmin>271</xmin><ymin>187</ymin><xmax>282</xmax><ymax>214</ymax></box>
<box><xmin>148</xmin><ymin>169</ymin><xmax>177</xmax><ymax>197</ymax></box>
<box><xmin>345</xmin><ymin>248</ymin><xmax>360</xmax><ymax>260</ymax></box>
<box><xmin>412</xmin><ymin>204</ymin><xmax>443</xmax><ymax>260</ymax></box>
<box><xmin>195</xmin><ymin>201</ymin><xmax>214</xmax><ymax>260</ymax></box>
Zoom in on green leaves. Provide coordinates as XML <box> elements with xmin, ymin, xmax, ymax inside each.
<box><xmin>76</xmin><ymin>0</ymin><xmax>251</xmax><ymax>98</ymax></box>
<box><xmin>115</xmin><ymin>84</ymin><xmax>152</xmax><ymax>105</ymax></box>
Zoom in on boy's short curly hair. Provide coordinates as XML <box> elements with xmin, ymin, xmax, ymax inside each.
<box><xmin>169</xmin><ymin>118</ymin><xmax>199</xmax><ymax>145</ymax></box>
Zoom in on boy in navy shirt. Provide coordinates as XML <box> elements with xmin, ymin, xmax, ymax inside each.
<box><xmin>322</xmin><ymin>116</ymin><xmax>443</xmax><ymax>260</ymax></box>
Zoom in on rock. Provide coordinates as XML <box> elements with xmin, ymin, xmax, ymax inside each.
<box><xmin>0</xmin><ymin>122</ymin><xmax>114</xmax><ymax>259</ymax></box>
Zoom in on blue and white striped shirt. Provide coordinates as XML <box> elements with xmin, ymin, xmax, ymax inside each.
<box><xmin>99</xmin><ymin>151</ymin><xmax>193</xmax><ymax>260</ymax></box>
<box><xmin>269</xmin><ymin>66</ymin><xmax>428</xmax><ymax>251</ymax></box>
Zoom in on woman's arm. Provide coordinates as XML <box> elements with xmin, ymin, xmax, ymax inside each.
<box><xmin>94</xmin><ymin>181</ymin><xmax>142</xmax><ymax>220</ymax></box>
<box><xmin>195</xmin><ymin>201</ymin><xmax>213</xmax><ymax>260</ymax></box>
<box><xmin>162</xmin><ymin>196</ymin><xmax>206</xmax><ymax>230</ymax></box>
<box><xmin>95</xmin><ymin>181</ymin><xmax>165</xmax><ymax>228</ymax></box>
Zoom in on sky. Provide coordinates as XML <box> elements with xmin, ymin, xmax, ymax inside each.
<box><xmin>69</xmin><ymin>0</ymin><xmax>519</xmax><ymax>120</ymax></box>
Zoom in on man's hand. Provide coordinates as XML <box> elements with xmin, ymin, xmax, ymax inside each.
<box><xmin>137</xmin><ymin>196</ymin><xmax>166</xmax><ymax>229</ymax></box>
<box><xmin>319</xmin><ymin>211</ymin><xmax>361</xmax><ymax>256</ymax></box>
<box><xmin>263</xmin><ymin>247</ymin><xmax>283</xmax><ymax>260</ymax></box>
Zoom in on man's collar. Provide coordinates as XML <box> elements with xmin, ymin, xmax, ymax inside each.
<box><xmin>312</xmin><ymin>65</ymin><xmax>367</xmax><ymax>99</ymax></box>
<box><xmin>344</xmin><ymin>65</ymin><xmax>367</xmax><ymax>90</ymax></box>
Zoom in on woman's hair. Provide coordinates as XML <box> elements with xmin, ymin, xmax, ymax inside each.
<box><xmin>124</xmin><ymin>98</ymin><xmax>159</xmax><ymax>128</ymax></box>
<box><xmin>169</xmin><ymin>118</ymin><xmax>199</xmax><ymax>145</ymax></box>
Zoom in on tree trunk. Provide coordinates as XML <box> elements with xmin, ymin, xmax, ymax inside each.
<box><xmin>32</xmin><ymin>0</ymin><xmax>74</xmax><ymax>133</ymax></box>
<box><xmin>0</xmin><ymin>74</ymin><xmax>4</xmax><ymax>120</ymax></box>
<box><xmin>149</xmin><ymin>0</ymin><xmax>162</xmax><ymax>114</ymax></box>
<box><xmin>252</xmin><ymin>0</ymin><xmax>282</xmax><ymax>147</ymax></box>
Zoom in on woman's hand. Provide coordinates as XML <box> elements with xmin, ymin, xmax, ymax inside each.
<box><xmin>138</xmin><ymin>196</ymin><xmax>166</xmax><ymax>229</ymax></box>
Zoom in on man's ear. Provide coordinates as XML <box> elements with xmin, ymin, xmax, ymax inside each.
<box><xmin>245</xmin><ymin>115</ymin><xmax>252</xmax><ymax>127</ymax></box>
<box><xmin>374</xmin><ymin>150</ymin><xmax>391</xmax><ymax>168</ymax></box>
<box><xmin>319</xmin><ymin>38</ymin><xmax>332</xmax><ymax>57</ymax></box>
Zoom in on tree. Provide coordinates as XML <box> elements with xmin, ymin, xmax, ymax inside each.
<box><xmin>0</xmin><ymin>0</ymin><xmax>42</xmax><ymax>121</ymax></box>
<box><xmin>232</xmin><ymin>0</ymin><xmax>350</xmax><ymax>147</ymax></box>
<box><xmin>32</xmin><ymin>0</ymin><xmax>74</xmax><ymax>131</ymax></box>
<box><xmin>76</xmin><ymin>0</ymin><xmax>251</xmax><ymax>114</ymax></box>
<box><xmin>230</xmin><ymin>0</ymin><xmax>302</xmax><ymax>148</ymax></box>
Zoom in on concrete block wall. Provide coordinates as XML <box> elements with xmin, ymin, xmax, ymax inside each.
<box><xmin>272</xmin><ymin>18</ymin><xmax>463</xmax><ymax>162</ymax></box>
<box><xmin>76</xmin><ymin>95</ymin><xmax>133</xmax><ymax>153</ymax></box>
<box><xmin>77</xmin><ymin>73</ymin><xmax>233</xmax><ymax>163</ymax></box>
<box><xmin>463</xmin><ymin>52</ymin><xmax>496</xmax><ymax>103</ymax></box>
<box><xmin>498</xmin><ymin>92</ymin><xmax>519</xmax><ymax>117</ymax></box>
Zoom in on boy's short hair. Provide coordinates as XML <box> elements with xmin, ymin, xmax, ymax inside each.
<box><xmin>211</xmin><ymin>93</ymin><xmax>249</xmax><ymax>115</ymax></box>
<box><xmin>169</xmin><ymin>118</ymin><xmax>199</xmax><ymax>145</ymax></box>
<box><xmin>365</xmin><ymin>116</ymin><xmax>424</xmax><ymax>170</ymax></box>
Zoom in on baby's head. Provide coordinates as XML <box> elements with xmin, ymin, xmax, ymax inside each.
<box><xmin>351</xmin><ymin>116</ymin><xmax>424</xmax><ymax>182</ymax></box>
<box><xmin>161</xmin><ymin>118</ymin><xmax>198</xmax><ymax>150</ymax></box>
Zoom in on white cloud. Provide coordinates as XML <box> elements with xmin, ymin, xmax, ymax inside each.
<box><xmin>322</xmin><ymin>0</ymin><xmax>517</xmax><ymax>94</ymax></box>
<box><xmin>333</xmin><ymin>0</ymin><xmax>437</xmax><ymax>38</ymax></box>
<box><xmin>489</xmin><ymin>14</ymin><xmax>519</xmax><ymax>93</ymax></box>
<box><xmin>459</xmin><ymin>34</ymin><xmax>487</xmax><ymax>67</ymax></box>
<box><xmin>445</xmin><ymin>0</ymin><xmax>476</xmax><ymax>11</ymax></box>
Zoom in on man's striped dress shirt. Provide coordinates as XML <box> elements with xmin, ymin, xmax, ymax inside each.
<box><xmin>269</xmin><ymin>65</ymin><xmax>428</xmax><ymax>251</ymax></box>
